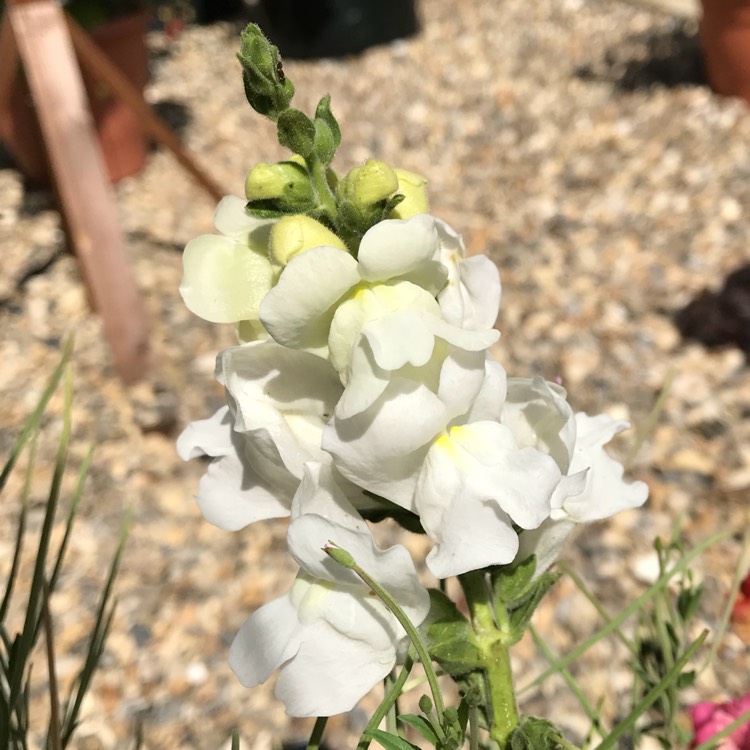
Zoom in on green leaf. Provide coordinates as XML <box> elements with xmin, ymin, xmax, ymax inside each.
<box><xmin>397</xmin><ymin>714</ymin><xmax>439</xmax><ymax>746</ymax></box>
<box><xmin>364</xmin><ymin>729</ymin><xmax>421</xmax><ymax>750</ymax></box>
<box><xmin>491</xmin><ymin>556</ymin><xmax>537</xmax><ymax>608</ymax></box>
<box><xmin>277</xmin><ymin>109</ymin><xmax>316</xmax><ymax>158</ymax></box>
<box><xmin>420</xmin><ymin>590</ymin><xmax>482</xmax><ymax>675</ymax></box>
<box><xmin>506</xmin><ymin>571</ymin><xmax>560</xmax><ymax>644</ymax></box>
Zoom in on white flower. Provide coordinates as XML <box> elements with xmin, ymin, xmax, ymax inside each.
<box><xmin>229</xmin><ymin>464</ymin><xmax>430</xmax><ymax>717</ymax></box>
<box><xmin>515</xmin><ymin>409</ymin><xmax>649</xmax><ymax>576</ymax></box>
<box><xmin>180</xmin><ymin>196</ymin><xmax>275</xmax><ymax>325</ymax></box>
<box><xmin>177</xmin><ymin>340</ymin><xmax>366</xmax><ymax>529</ymax></box>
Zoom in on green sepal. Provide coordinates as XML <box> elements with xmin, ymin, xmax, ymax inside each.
<box><xmin>316</xmin><ymin>94</ymin><xmax>341</xmax><ymax>151</ymax></box>
<box><xmin>313</xmin><ymin>118</ymin><xmax>337</xmax><ymax>165</ymax></box>
<box><xmin>244</xmin><ymin>202</ymin><xmax>290</xmax><ymax>219</ymax></box>
<box><xmin>277</xmin><ymin>108</ymin><xmax>316</xmax><ymax>158</ymax></box>
<box><xmin>508</xmin><ymin>717</ymin><xmax>567</xmax><ymax>750</ymax></box>
<box><xmin>397</xmin><ymin>714</ymin><xmax>440</xmax><ymax>746</ymax></box>
<box><xmin>491</xmin><ymin>556</ymin><xmax>537</xmax><ymax>608</ymax></box>
<box><xmin>363</xmin><ymin>729</ymin><xmax>421</xmax><ymax>750</ymax></box>
<box><xmin>505</xmin><ymin>571</ymin><xmax>560</xmax><ymax>645</ymax></box>
<box><xmin>420</xmin><ymin>589</ymin><xmax>483</xmax><ymax>676</ymax></box>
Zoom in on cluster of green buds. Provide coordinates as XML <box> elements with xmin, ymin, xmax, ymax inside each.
<box><xmin>237</xmin><ymin>25</ymin><xmax>429</xmax><ymax>258</ymax></box>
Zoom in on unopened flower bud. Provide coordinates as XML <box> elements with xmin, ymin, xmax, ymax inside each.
<box><xmin>389</xmin><ymin>168</ymin><xmax>429</xmax><ymax>219</ymax></box>
<box><xmin>339</xmin><ymin>159</ymin><xmax>399</xmax><ymax>208</ymax></box>
<box><xmin>270</xmin><ymin>215</ymin><xmax>347</xmax><ymax>266</ymax></box>
<box><xmin>245</xmin><ymin>160</ymin><xmax>313</xmax><ymax>206</ymax></box>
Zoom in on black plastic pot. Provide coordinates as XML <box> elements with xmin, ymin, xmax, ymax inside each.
<box><xmin>259</xmin><ymin>0</ymin><xmax>418</xmax><ymax>59</ymax></box>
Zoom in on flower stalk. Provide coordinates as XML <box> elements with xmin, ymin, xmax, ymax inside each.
<box><xmin>460</xmin><ymin>571</ymin><xmax>519</xmax><ymax>747</ymax></box>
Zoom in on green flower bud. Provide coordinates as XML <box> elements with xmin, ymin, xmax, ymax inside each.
<box><xmin>339</xmin><ymin>159</ymin><xmax>399</xmax><ymax>208</ymax></box>
<box><xmin>389</xmin><ymin>168</ymin><xmax>429</xmax><ymax>219</ymax></box>
<box><xmin>244</xmin><ymin>161</ymin><xmax>313</xmax><ymax>207</ymax></box>
<box><xmin>237</xmin><ymin>23</ymin><xmax>295</xmax><ymax>120</ymax></box>
<box><xmin>270</xmin><ymin>215</ymin><xmax>347</xmax><ymax>266</ymax></box>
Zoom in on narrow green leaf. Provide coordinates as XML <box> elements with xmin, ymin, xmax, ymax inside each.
<box><xmin>0</xmin><ymin>429</ymin><xmax>37</xmax><ymax>624</ymax></box>
<box><xmin>492</xmin><ymin>556</ymin><xmax>537</xmax><ymax>608</ymax></box>
<box><xmin>594</xmin><ymin>631</ymin><xmax>707</xmax><ymax>750</ymax></box>
<box><xmin>519</xmin><ymin>532</ymin><xmax>728</xmax><ymax>694</ymax></box>
<box><xmin>0</xmin><ymin>337</ymin><xmax>73</xmax><ymax>493</ymax></box>
<box><xmin>397</xmin><ymin>714</ymin><xmax>440</xmax><ymax>746</ymax></box>
<box><xmin>506</xmin><ymin>572</ymin><xmax>559</xmax><ymax>644</ymax></box>
<box><xmin>61</xmin><ymin>512</ymin><xmax>130</xmax><ymax>747</ymax></box>
<box><xmin>364</xmin><ymin>729</ymin><xmax>421</xmax><ymax>750</ymax></box>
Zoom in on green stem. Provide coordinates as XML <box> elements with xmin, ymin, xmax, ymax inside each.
<box><xmin>309</xmin><ymin>157</ymin><xmax>337</xmax><ymax>221</ymax></box>
<box><xmin>460</xmin><ymin>572</ymin><xmax>519</xmax><ymax>748</ymax></box>
<box><xmin>323</xmin><ymin>542</ymin><xmax>447</xmax><ymax>743</ymax></box>
<box><xmin>357</xmin><ymin>654</ymin><xmax>414</xmax><ymax>750</ymax></box>
<box><xmin>306</xmin><ymin>716</ymin><xmax>327</xmax><ymax>750</ymax></box>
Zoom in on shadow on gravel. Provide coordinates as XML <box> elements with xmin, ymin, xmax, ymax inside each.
<box><xmin>575</xmin><ymin>21</ymin><xmax>707</xmax><ymax>91</ymax></box>
<box><xmin>150</xmin><ymin>99</ymin><xmax>192</xmax><ymax>139</ymax></box>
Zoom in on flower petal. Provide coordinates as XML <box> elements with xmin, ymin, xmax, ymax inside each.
<box><xmin>213</xmin><ymin>195</ymin><xmax>274</xmax><ymax>244</ymax></box>
<box><xmin>177</xmin><ymin>407</ymin><xmax>290</xmax><ymax>529</ymax></box>
<box><xmin>229</xmin><ymin>594</ymin><xmax>303</xmax><ymax>687</ymax></box>
<box><xmin>260</xmin><ymin>246</ymin><xmax>360</xmax><ymax>353</ymax></box>
<box><xmin>562</xmin><ymin>413</ymin><xmax>649</xmax><ymax>521</ymax></box>
<box><xmin>323</xmin><ymin>380</ymin><xmax>447</xmax><ymax>509</ymax></box>
<box><xmin>180</xmin><ymin>234</ymin><xmax>274</xmax><ymax>323</ymax></box>
<box><xmin>357</xmin><ymin>214</ymin><xmax>439</xmax><ymax>282</ymax></box>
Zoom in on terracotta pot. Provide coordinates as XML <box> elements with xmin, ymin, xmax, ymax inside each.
<box><xmin>0</xmin><ymin>11</ymin><xmax>150</xmax><ymax>184</ymax></box>
<box><xmin>700</xmin><ymin>0</ymin><xmax>750</xmax><ymax>104</ymax></box>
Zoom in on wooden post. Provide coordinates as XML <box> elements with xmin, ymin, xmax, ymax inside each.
<box><xmin>66</xmin><ymin>14</ymin><xmax>225</xmax><ymax>204</ymax></box>
<box><xmin>7</xmin><ymin>0</ymin><xmax>151</xmax><ymax>383</ymax></box>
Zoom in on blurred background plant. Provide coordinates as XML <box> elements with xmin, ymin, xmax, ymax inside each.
<box><xmin>0</xmin><ymin>339</ymin><xmax>128</xmax><ymax>750</ymax></box>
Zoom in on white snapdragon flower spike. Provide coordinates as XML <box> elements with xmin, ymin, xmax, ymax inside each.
<box><xmin>177</xmin><ymin>340</ymin><xmax>366</xmax><ymax>529</ymax></box>
<box><xmin>180</xmin><ymin>195</ymin><xmax>276</xmax><ymax>325</ymax></box>
<box><xmin>229</xmin><ymin>464</ymin><xmax>430</xmax><ymax>717</ymax></box>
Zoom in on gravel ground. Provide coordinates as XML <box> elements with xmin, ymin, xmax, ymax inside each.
<box><xmin>1</xmin><ymin>0</ymin><xmax>749</xmax><ymax>748</ymax></box>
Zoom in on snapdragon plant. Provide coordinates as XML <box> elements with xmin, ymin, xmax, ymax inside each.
<box><xmin>177</xmin><ymin>24</ymin><xmax>663</xmax><ymax>750</ymax></box>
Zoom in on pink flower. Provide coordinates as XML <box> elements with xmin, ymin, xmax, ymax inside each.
<box><xmin>689</xmin><ymin>693</ymin><xmax>750</xmax><ymax>749</ymax></box>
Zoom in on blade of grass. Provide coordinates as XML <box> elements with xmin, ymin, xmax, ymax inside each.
<box><xmin>61</xmin><ymin>511</ymin><xmax>130</xmax><ymax>747</ymax></box>
<box><xmin>593</xmin><ymin>630</ymin><xmax>707</xmax><ymax>750</ymax></box>
<box><xmin>558</xmin><ymin>561</ymin><xmax>637</xmax><ymax>657</ymax></box>
<box><xmin>0</xmin><ymin>337</ymin><xmax>73</xmax><ymax>493</ymax></box>
<box><xmin>42</xmin><ymin>582</ymin><xmax>62</xmax><ymax>750</ymax></box>
<box><xmin>700</xmin><ymin>511</ymin><xmax>750</xmax><ymax>674</ymax></box>
<box><xmin>8</xmin><ymin>365</ymin><xmax>74</xmax><ymax>718</ymax></box>
<box><xmin>519</xmin><ymin>531</ymin><xmax>728</xmax><ymax>695</ymax></box>
<box><xmin>0</xmin><ymin>430</ymin><xmax>38</xmax><ymax>624</ymax></box>
<box><xmin>48</xmin><ymin>445</ymin><xmax>94</xmax><ymax>591</ymax></box>
<box><xmin>529</xmin><ymin>624</ymin><xmax>606</xmax><ymax>744</ymax></box>
<box><xmin>625</xmin><ymin>367</ymin><xmax>674</xmax><ymax>468</ymax></box>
